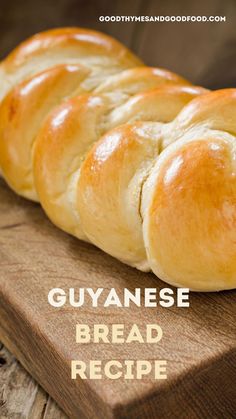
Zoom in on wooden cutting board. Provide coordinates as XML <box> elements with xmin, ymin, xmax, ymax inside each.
<box><xmin>0</xmin><ymin>177</ymin><xmax>236</xmax><ymax>419</ymax></box>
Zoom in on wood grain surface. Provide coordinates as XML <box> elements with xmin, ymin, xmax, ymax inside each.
<box><xmin>0</xmin><ymin>174</ymin><xmax>236</xmax><ymax>419</ymax></box>
<box><xmin>0</xmin><ymin>343</ymin><xmax>67</xmax><ymax>418</ymax></box>
<box><xmin>0</xmin><ymin>2</ymin><xmax>236</xmax><ymax>417</ymax></box>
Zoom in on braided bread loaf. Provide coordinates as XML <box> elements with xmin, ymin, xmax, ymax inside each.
<box><xmin>0</xmin><ymin>28</ymin><xmax>235</xmax><ymax>292</ymax></box>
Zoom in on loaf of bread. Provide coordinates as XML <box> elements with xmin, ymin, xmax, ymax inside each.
<box><xmin>0</xmin><ymin>28</ymin><xmax>235</xmax><ymax>292</ymax></box>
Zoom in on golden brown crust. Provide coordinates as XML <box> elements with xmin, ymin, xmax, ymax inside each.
<box><xmin>3</xmin><ymin>27</ymin><xmax>142</xmax><ymax>70</ymax></box>
<box><xmin>108</xmin><ymin>85</ymin><xmax>207</xmax><ymax>128</ymax></box>
<box><xmin>95</xmin><ymin>67</ymin><xmax>191</xmax><ymax>94</ymax></box>
<box><xmin>140</xmin><ymin>88</ymin><xmax>236</xmax><ymax>291</ymax></box>
<box><xmin>0</xmin><ymin>64</ymin><xmax>89</xmax><ymax>200</ymax></box>
<box><xmin>77</xmin><ymin>123</ymin><xmax>160</xmax><ymax>267</ymax></box>
<box><xmin>0</xmin><ymin>65</ymin><xmax>193</xmax><ymax>202</ymax></box>
<box><xmin>34</xmin><ymin>94</ymin><xmax>107</xmax><ymax>238</ymax></box>
<box><xmin>0</xmin><ymin>27</ymin><xmax>143</xmax><ymax>102</ymax></box>
<box><xmin>171</xmin><ymin>88</ymin><xmax>236</xmax><ymax>139</ymax></box>
<box><xmin>76</xmin><ymin>86</ymin><xmax>207</xmax><ymax>268</ymax></box>
<box><xmin>34</xmin><ymin>84</ymin><xmax>203</xmax><ymax>241</ymax></box>
<box><xmin>143</xmin><ymin>134</ymin><xmax>236</xmax><ymax>291</ymax></box>
<box><xmin>2</xmin><ymin>28</ymin><xmax>235</xmax><ymax>292</ymax></box>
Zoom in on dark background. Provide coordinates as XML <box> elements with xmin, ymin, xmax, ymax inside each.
<box><xmin>0</xmin><ymin>0</ymin><xmax>235</xmax><ymax>88</ymax></box>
